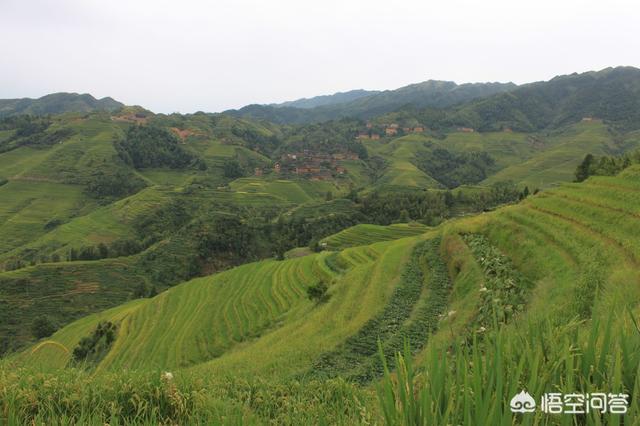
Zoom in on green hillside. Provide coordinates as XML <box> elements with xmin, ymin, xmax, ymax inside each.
<box><xmin>0</xmin><ymin>93</ymin><xmax>123</xmax><ymax>118</ymax></box>
<box><xmin>227</xmin><ymin>80</ymin><xmax>515</xmax><ymax>124</ymax></box>
<box><xmin>320</xmin><ymin>223</ymin><xmax>429</xmax><ymax>250</ymax></box>
<box><xmin>5</xmin><ymin>164</ymin><xmax>640</xmax><ymax>423</ymax></box>
<box><xmin>4</xmin><ymin>69</ymin><xmax>640</xmax><ymax>424</ymax></box>
<box><xmin>482</xmin><ymin>121</ymin><xmax>639</xmax><ymax>188</ymax></box>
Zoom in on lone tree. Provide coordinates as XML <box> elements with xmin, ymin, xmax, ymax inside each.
<box><xmin>575</xmin><ymin>154</ymin><xmax>594</xmax><ymax>182</ymax></box>
<box><xmin>307</xmin><ymin>281</ymin><xmax>329</xmax><ymax>303</ymax></box>
<box><xmin>31</xmin><ymin>315</ymin><xmax>57</xmax><ymax>339</ymax></box>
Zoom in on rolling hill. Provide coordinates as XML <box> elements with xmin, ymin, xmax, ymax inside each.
<box><xmin>227</xmin><ymin>80</ymin><xmax>516</xmax><ymax>124</ymax></box>
<box><xmin>274</xmin><ymin>89</ymin><xmax>378</xmax><ymax>109</ymax></box>
<box><xmin>0</xmin><ymin>93</ymin><xmax>124</xmax><ymax>117</ymax></box>
<box><xmin>6</xmin><ymin>163</ymin><xmax>640</xmax><ymax>423</ymax></box>
<box><xmin>4</xmin><ymin>67</ymin><xmax>640</xmax><ymax>424</ymax></box>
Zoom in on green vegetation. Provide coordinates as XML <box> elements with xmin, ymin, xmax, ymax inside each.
<box><xmin>115</xmin><ymin>125</ymin><xmax>203</xmax><ymax>169</ymax></box>
<box><xmin>320</xmin><ymin>223</ymin><xmax>428</xmax><ymax>250</ymax></box>
<box><xmin>378</xmin><ymin>319</ymin><xmax>639</xmax><ymax>425</ymax></box>
<box><xmin>72</xmin><ymin>321</ymin><xmax>117</xmax><ymax>365</ymax></box>
<box><xmin>414</xmin><ymin>146</ymin><xmax>496</xmax><ymax>188</ymax></box>
<box><xmin>4</xmin><ymin>69</ymin><xmax>640</xmax><ymax>424</ymax></box>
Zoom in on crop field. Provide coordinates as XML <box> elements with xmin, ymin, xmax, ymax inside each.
<box><xmin>437</xmin><ymin>131</ymin><xmax>534</xmax><ymax>168</ymax></box>
<box><xmin>0</xmin><ymin>257</ymin><xmax>149</xmax><ymax>350</ymax></box>
<box><xmin>5</xmin><ymin>103</ymin><xmax>640</xmax><ymax>424</ymax></box>
<box><xmin>229</xmin><ymin>177</ymin><xmax>340</xmax><ymax>204</ymax></box>
<box><xmin>320</xmin><ymin>223</ymin><xmax>429</xmax><ymax>250</ymax></box>
<box><xmin>0</xmin><ymin>186</ymin><xmax>176</xmax><ymax>264</ymax></box>
<box><xmin>0</xmin><ymin>180</ymin><xmax>90</xmax><ymax>256</ymax></box>
<box><xmin>371</xmin><ymin>134</ymin><xmax>442</xmax><ymax>188</ymax></box>
<box><xmin>5</xmin><ymin>164</ymin><xmax>640</xmax><ymax>423</ymax></box>
<box><xmin>14</xmin><ymin>235</ymin><xmax>423</xmax><ymax>381</ymax></box>
<box><xmin>483</xmin><ymin>122</ymin><xmax>634</xmax><ymax>188</ymax></box>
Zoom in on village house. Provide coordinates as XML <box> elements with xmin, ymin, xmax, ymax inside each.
<box><xmin>345</xmin><ymin>153</ymin><xmax>359</xmax><ymax>160</ymax></box>
<box><xmin>274</xmin><ymin>162</ymin><xmax>281</xmax><ymax>173</ymax></box>
<box><xmin>413</xmin><ymin>126</ymin><xmax>424</xmax><ymax>133</ymax></box>
<box><xmin>311</xmin><ymin>170</ymin><xmax>332</xmax><ymax>181</ymax></box>
<box><xmin>458</xmin><ymin>127</ymin><xmax>475</xmax><ymax>133</ymax></box>
<box><xmin>295</xmin><ymin>165</ymin><xmax>322</xmax><ymax>175</ymax></box>
<box><xmin>254</xmin><ymin>168</ymin><xmax>263</xmax><ymax>177</ymax></box>
<box><xmin>385</xmin><ymin>127</ymin><xmax>398</xmax><ymax>136</ymax></box>
<box><xmin>335</xmin><ymin>166</ymin><xmax>346</xmax><ymax>174</ymax></box>
<box><xmin>371</xmin><ymin>133</ymin><xmax>380</xmax><ymax>140</ymax></box>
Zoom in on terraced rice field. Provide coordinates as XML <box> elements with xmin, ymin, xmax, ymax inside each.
<box><xmin>320</xmin><ymin>223</ymin><xmax>429</xmax><ymax>250</ymax></box>
<box><xmin>483</xmin><ymin>122</ymin><xmax>634</xmax><ymax>188</ymax></box>
<box><xmin>0</xmin><ymin>186</ymin><xmax>176</xmax><ymax>263</ymax></box>
<box><xmin>11</xmin><ymin>165</ymin><xmax>640</xmax><ymax>425</ymax></box>
<box><xmin>0</xmin><ymin>180</ymin><xmax>89</xmax><ymax>256</ymax></box>
<box><xmin>372</xmin><ymin>134</ymin><xmax>442</xmax><ymax>188</ymax></box>
<box><xmin>19</xmin><ymin>234</ymin><xmax>426</xmax><ymax>379</ymax></box>
<box><xmin>229</xmin><ymin>177</ymin><xmax>339</xmax><ymax>204</ymax></box>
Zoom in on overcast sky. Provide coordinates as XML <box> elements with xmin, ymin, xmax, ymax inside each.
<box><xmin>1</xmin><ymin>0</ymin><xmax>639</xmax><ymax>113</ymax></box>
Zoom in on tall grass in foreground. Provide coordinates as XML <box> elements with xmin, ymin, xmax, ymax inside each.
<box><xmin>377</xmin><ymin>318</ymin><xmax>640</xmax><ymax>425</ymax></box>
<box><xmin>0</xmin><ymin>365</ymin><xmax>370</xmax><ymax>425</ymax></box>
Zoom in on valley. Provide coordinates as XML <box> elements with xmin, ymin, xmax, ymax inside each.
<box><xmin>2</xmin><ymin>67</ymin><xmax>640</xmax><ymax>424</ymax></box>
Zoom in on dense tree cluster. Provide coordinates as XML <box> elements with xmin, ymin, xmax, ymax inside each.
<box><xmin>574</xmin><ymin>151</ymin><xmax>639</xmax><ymax>182</ymax></box>
<box><xmin>115</xmin><ymin>126</ymin><xmax>204</xmax><ymax>169</ymax></box>
<box><xmin>414</xmin><ymin>145</ymin><xmax>496</xmax><ymax>188</ymax></box>
<box><xmin>85</xmin><ymin>169</ymin><xmax>146</xmax><ymax>200</ymax></box>
<box><xmin>31</xmin><ymin>315</ymin><xmax>58</xmax><ymax>339</ymax></box>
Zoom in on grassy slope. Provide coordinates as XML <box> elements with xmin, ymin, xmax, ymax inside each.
<box><xmin>17</xmin><ymin>165</ymin><xmax>640</xmax><ymax>373</ymax></box>
<box><xmin>229</xmin><ymin>177</ymin><xmax>340</xmax><ymax>204</ymax></box>
<box><xmin>7</xmin><ymin>165</ymin><xmax>640</xmax><ymax>423</ymax></box>
<box><xmin>320</xmin><ymin>223</ymin><xmax>429</xmax><ymax>250</ymax></box>
<box><xmin>483</xmin><ymin>121</ymin><xmax>636</xmax><ymax>188</ymax></box>
<box><xmin>366</xmin><ymin>134</ymin><xmax>441</xmax><ymax>188</ymax></box>
<box><xmin>0</xmin><ymin>186</ymin><xmax>176</xmax><ymax>263</ymax></box>
<box><xmin>19</xmin><ymin>236</ymin><xmax>420</xmax><ymax>378</ymax></box>
<box><xmin>0</xmin><ymin>181</ymin><xmax>89</xmax><ymax>256</ymax></box>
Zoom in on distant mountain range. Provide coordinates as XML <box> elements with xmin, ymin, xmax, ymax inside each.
<box><xmin>273</xmin><ymin>89</ymin><xmax>378</xmax><ymax>109</ymax></box>
<box><xmin>405</xmin><ymin>66</ymin><xmax>640</xmax><ymax>132</ymax></box>
<box><xmin>227</xmin><ymin>80</ymin><xmax>517</xmax><ymax>124</ymax></box>
<box><xmin>3</xmin><ymin>67</ymin><xmax>640</xmax><ymax>132</ymax></box>
<box><xmin>0</xmin><ymin>93</ymin><xmax>123</xmax><ymax>118</ymax></box>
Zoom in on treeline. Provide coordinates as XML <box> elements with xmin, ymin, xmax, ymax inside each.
<box><xmin>115</xmin><ymin>126</ymin><xmax>205</xmax><ymax>170</ymax></box>
<box><xmin>574</xmin><ymin>150</ymin><xmax>640</xmax><ymax>182</ymax></box>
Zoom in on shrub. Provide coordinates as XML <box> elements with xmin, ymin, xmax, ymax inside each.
<box><xmin>306</xmin><ymin>281</ymin><xmax>329</xmax><ymax>303</ymax></box>
<box><xmin>72</xmin><ymin>321</ymin><xmax>117</xmax><ymax>364</ymax></box>
<box><xmin>31</xmin><ymin>315</ymin><xmax>57</xmax><ymax>339</ymax></box>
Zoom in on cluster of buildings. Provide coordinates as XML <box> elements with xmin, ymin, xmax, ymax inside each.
<box><xmin>254</xmin><ymin>150</ymin><xmax>356</xmax><ymax>180</ymax></box>
<box><xmin>356</xmin><ymin>123</ymin><xmax>426</xmax><ymax>139</ymax></box>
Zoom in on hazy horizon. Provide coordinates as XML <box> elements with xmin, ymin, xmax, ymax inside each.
<box><xmin>2</xmin><ymin>0</ymin><xmax>639</xmax><ymax>113</ymax></box>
